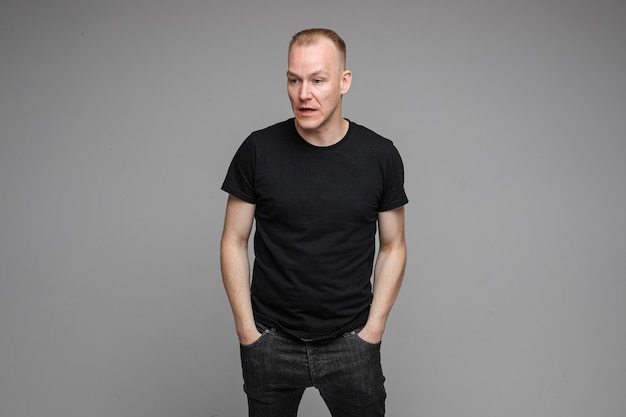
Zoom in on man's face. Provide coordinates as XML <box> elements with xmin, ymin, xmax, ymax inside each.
<box><xmin>287</xmin><ymin>38</ymin><xmax>351</xmax><ymax>137</ymax></box>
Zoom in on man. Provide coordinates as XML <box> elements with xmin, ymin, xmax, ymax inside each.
<box><xmin>220</xmin><ymin>28</ymin><xmax>408</xmax><ymax>417</ymax></box>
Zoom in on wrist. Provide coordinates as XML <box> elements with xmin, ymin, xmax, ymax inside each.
<box><xmin>359</xmin><ymin>324</ymin><xmax>384</xmax><ymax>344</ymax></box>
<box><xmin>237</xmin><ymin>326</ymin><xmax>262</xmax><ymax>345</ymax></box>
<box><xmin>365</xmin><ymin>315</ymin><xmax>387</xmax><ymax>333</ymax></box>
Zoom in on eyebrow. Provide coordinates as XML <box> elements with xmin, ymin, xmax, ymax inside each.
<box><xmin>287</xmin><ymin>70</ymin><xmax>329</xmax><ymax>78</ymax></box>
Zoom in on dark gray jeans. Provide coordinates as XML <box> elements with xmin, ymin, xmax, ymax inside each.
<box><xmin>240</xmin><ymin>323</ymin><xmax>386</xmax><ymax>417</ymax></box>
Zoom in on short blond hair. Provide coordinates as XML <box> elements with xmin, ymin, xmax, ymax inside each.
<box><xmin>289</xmin><ymin>28</ymin><xmax>347</xmax><ymax>69</ymax></box>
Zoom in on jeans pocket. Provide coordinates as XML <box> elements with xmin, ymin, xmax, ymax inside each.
<box><xmin>239</xmin><ymin>323</ymin><xmax>275</xmax><ymax>349</ymax></box>
<box><xmin>355</xmin><ymin>332</ymin><xmax>382</xmax><ymax>347</ymax></box>
<box><xmin>344</xmin><ymin>326</ymin><xmax>381</xmax><ymax>347</ymax></box>
<box><xmin>239</xmin><ymin>332</ymin><xmax>265</xmax><ymax>349</ymax></box>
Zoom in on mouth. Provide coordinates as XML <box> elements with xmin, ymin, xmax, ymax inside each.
<box><xmin>298</xmin><ymin>107</ymin><xmax>316</xmax><ymax>116</ymax></box>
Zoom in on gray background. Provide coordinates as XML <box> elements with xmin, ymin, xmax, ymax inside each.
<box><xmin>1</xmin><ymin>0</ymin><xmax>625</xmax><ymax>416</ymax></box>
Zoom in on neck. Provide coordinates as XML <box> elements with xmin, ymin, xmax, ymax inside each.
<box><xmin>296</xmin><ymin>118</ymin><xmax>349</xmax><ymax>147</ymax></box>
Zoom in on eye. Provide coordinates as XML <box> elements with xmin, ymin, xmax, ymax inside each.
<box><xmin>288</xmin><ymin>78</ymin><xmax>300</xmax><ymax>85</ymax></box>
<box><xmin>313</xmin><ymin>79</ymin><xmax>323</xmax><ymax>84</ymax></box>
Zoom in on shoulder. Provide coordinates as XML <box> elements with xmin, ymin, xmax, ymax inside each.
<box><xmin>249</xmin><ymin>119</ymin><xmax>295</xmax><ymax>141</ymax></box>
<box><xmin>348</xmin><ymin>121</ymin><xmax>400</xmax><ymax>154</ymax></box>
<box><xmin>236</xmin><ymin>119</ymin><xmax>296</xmax><ymax>155</ymax></box>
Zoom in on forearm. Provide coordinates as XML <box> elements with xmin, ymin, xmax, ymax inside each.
<box><xmin>220</xmin><ymin>238</ymin><xmax>257</xmax><ymax>341</ymax></box>
<box><xmin>365</xmin><ymin>243</ymin><xmax>407</xmax><ymax>338</ymax></box>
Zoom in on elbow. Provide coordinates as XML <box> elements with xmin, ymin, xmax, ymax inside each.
<box><xmin>220</xmin><ymin>231</ymin><xmax>250</xmax><ymax>257</ymax></box>
<box><xmin>380</xmin><ymin>235</ymin><xmax>407</xmax><ymax>254</ymax></box>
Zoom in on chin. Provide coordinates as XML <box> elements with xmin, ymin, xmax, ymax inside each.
<box><xmin>295</xmin><ymin>118</ymin><xmax>320</xmax><ymax>132</ymax></box>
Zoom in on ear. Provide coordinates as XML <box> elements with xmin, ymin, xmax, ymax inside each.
<box><xmin>340</xmin><ymin>70</ymin><xmax>352</xmax><ymax>95</ymax></box>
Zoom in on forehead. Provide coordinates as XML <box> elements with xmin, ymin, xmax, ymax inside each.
<box><xmin>288</xmin><ymin>38</ymin><xmax>341</xmax><ymax>72</ymax></box>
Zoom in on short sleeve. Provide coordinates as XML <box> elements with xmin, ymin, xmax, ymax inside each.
<box><xmin>221</xmin><ymin>135</ymin><xmax>257</xmax><ymax>204</ymax></box>
<box><xmin>378</xmin><ymin>143</ymin><xmax>408</xmax><ymax>212</ymax></box>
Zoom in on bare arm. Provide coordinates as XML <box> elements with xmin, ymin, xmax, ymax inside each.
<box><xmin>220</xmin><ymin>194</ymin><xmax>260</xmax><ymax>345</ymax></box>
<box><xmin>359</xmin><ymin>205</ymin><xmax>407</xmax><ymax>343</ymax></box>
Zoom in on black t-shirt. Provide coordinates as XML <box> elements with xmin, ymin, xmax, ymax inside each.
<box><xmin>222</xmin><ymin>119</ymin><xmax>408</xmax><ymax>340</ymax></box>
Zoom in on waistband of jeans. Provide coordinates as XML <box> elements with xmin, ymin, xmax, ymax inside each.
<box><xmin>256</xmin><ymin>321</ymin><xmax>366</xmax><ymax>343</ymax></box>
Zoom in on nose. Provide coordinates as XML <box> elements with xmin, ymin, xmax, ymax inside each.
<box><xmin>298</xmin><ymin>82</ymin><xmax>312</xmax><ymax>101</ymax></box>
